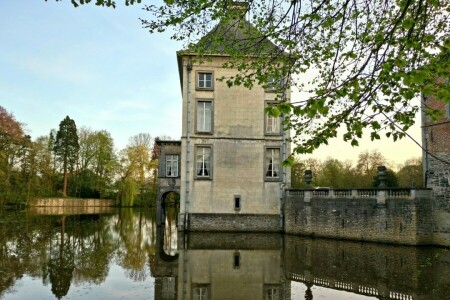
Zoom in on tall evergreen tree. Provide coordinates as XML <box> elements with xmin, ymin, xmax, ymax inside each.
<box><xmin>54</xmin><ymin>116</ymin><xmax>79</xmax><ymax>197</ymax></box>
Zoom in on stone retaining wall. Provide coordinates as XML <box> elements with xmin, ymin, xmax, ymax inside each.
<box><xmin>29</xmin><ymin>206</ymin><xmax>115</xmax><ymax>215</ymax></box>
<box><xmin>284</xmin><ymin>192</ymin><xmax>437</xmax><ymax>246</ymax></box>
<box><xmin>30</xmin><ymin>198</ymin><xmax>115</xmax><ymax>207</ymax></box>
<box><xmin>179</xmin><ymin>213</ymin><xmax>282</xmax><ymax>232</ymax></box>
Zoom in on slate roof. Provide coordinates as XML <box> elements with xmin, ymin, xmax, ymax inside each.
<box><xmin>176</xmin><ymin>11</ymin><xmax>280</xmax><ymax>90</ymax></box>
<box><xmin>188</xmin><ymin>17</ymin><xmax>279</xmax><ymax>55</ymax></box>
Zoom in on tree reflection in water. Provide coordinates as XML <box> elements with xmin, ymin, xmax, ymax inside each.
<box><xmin>0</xmin><ymin>208</ymin><xmax>163</xmax><ymax>299</ymax></box>
<box><xmin>1</xmin><ymin>208</ymin><xmax>450</xmax><ymax>300</ymax></box>
<box><xmin>161</xmin><ymin>191</ymin><xmax>179</xmax><ymax>257</ymax></box>
<box><xmin>116</xmin><ymin>209</ymin><xmax>143</xmax><ymax>280</ymax></box>
<box><xmin>46</xmin><ymin>217</ymin><xmax>74</xmax><ymax>299</ymax></box>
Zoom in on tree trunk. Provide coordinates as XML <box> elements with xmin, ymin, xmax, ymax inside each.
<box><xmin>63</xmin><ymin>157</ymin><xmax>67</xmax><ymax>197</ymax></box>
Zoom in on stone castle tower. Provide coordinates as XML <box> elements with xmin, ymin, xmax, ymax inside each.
<box><xmin>173</xmin><ymin>5</ymin><xmax>291</xmax><ymax>231</ymax></box>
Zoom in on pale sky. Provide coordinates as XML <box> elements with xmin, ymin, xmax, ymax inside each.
<box><xmin>0</xmin><ymin>1</ymin><xmax>182</xmax><ymax>149</ymax></box>
<box><xmin>0</xmin><ymin>1</ymin><xmax>422</xmax><ymax>165</ymax></box>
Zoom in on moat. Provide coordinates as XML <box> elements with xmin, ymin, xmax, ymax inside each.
<box><xmin>1</xmin><ymin>208</ymin><xmax>449</xmax><ymax>300</ymax></box>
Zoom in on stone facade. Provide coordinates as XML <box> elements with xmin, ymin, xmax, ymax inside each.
<box><xmin>176</xmin><ymin>52</ymin><xmax>290</xmax><ymax>231</ymax></box>
<box><xmin>156</xmin><ymin>140</ymin><xmax>182</xmax><ymax>225</ymax></box>
<box><xmin>156</xmin><ymin>140</ymin><xmax>182</xmax><ymax>197</ymax></box>
<box><xmin>185</xmin><ymin>213</ymin><xmax>282</xmax><ymax>232</ymax></box>
<box><xmin>284</xmin><ymin>189</ymin><xmax>440</xmax><ymax>246</ymax></box>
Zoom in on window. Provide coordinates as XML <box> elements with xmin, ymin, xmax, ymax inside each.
<box><xmin>192</xmin><ymin>285</ymin><xmax>210</xmax><ymax>300</ymax></box>
<box><xmin>264</xmin><ymin>76</ymin><xmax>286</xmax><ymax>92</ymax></box>
<box><xmin>265</xmin><ymin>288</ymin><xmax>277</xmax><ymax>300</ymax></box>
<box><xmin>265</xmin><ymin>102</ymin><xmax>281</xmax><ymax>135</ymax></box>
<box><xmin>265</xmin><ymin>76</ymin><xmax>277</xmax><ymax>92</ymax></box>
<box><xmin>264</xmin><ymin>285</ymin><xmax>280</xmax><ymax>300</ymax></box>
<box><xmin>234</xmin><ymin>195</ymin><xmax>241</xmax><ymax>211</ymax></box>
<box><xmin>196</xmin><ymin>101</ymin><xmax>213</xmax><ymax>133</ymax></box>
<box><xmin>233</xmin><ymin>251</ymin><xmax>240</xmax><ymax>269</ymax></box>
<box><xmin>165</xmin><ymin>155</ymin><xmax>178</xmax><ymax>177</ymax></box>
<box><xmin>197</xmin><ymin>72</ymin><xmax>213</xmax><ymax>90</ymax></box>
<box><xmin>265</xmin><ymin>148</ymin><xmax>280</xmax><ymax>180</ymax></box>
<box><xmin>266</xmin><ymin>114</ymin><xmax>279</xmax><ymax>134</ymax></box>
<box><xmin>196</xmin><ymin>146</ymin><xmax>212</xmax><ymax>178</ymax></box>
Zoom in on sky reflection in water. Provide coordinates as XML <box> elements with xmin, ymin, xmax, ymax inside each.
<box><xmin>0</xmin><ymin>208</ymin><xmax>449</xmax><ymax>300</ymax></box>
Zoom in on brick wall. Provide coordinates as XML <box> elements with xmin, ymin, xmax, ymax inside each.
<box><xmin>422</xmin><ymin>90</ymin><xmax>450</xmax><ymax>247</ymax></box>
<box><xmin>423</xmin><ymin>92</ymin><xmax>450</xmax><ymax>204</ymax></box>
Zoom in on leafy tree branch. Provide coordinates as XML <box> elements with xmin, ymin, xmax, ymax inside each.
<box><xmin>48</xmin><ymin>0</ymin><xmax>450</xmax><ymax>161</ymax></box>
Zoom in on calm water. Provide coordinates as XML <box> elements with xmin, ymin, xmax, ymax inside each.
<box><xmin>0</xmin><ymin>207</ymin><xmax>449</xmax><ymax>300</ymax></box>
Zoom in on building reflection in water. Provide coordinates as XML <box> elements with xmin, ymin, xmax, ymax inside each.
<box><xmin>1</xmin><ymin>208</ymin><xmax>449</xmax><ymax>300</ymax></box>
<box><xmin>154</xmin><ymin>229</ymin><xmax>450</xmax><ymax>300</ymax></box>
<box><xmin>177</xmin><ymin>233</ymin><xmax>284</xmax><ymax>300</ymax></box>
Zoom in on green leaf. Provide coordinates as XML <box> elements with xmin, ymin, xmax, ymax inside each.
<box><xmin>271</xmin><ymin>107</ymin><xmax>281</xmax><ymax>118</ymax></box>
<box><xmin>402</xmin><ymin>18</ymin><xmax>415</xmax><ymax>30</ymax></box>
<box><xmin>282</xmin><ymin>155</ymin><xmax>295</xmax><ymax>167</ymax></box>
<box><xmin>370</xmin><ymin>132</ymin><xmax>381</xmax><ymax>141</ymax></box>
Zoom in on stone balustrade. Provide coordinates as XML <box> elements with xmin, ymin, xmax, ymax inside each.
<box><xmin>286</xmin><ymin>188</ymin><xmax>432</xmax><ymax>204</ymax></box>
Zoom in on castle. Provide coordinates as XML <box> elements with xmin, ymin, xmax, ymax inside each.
<box><xmin>155</xmin><ymin>5</ymin><xmax>449</xmax><ymax>239</ymax></box>
<box><xmin>156</xmin><ymin>5</ymin><xmax>290</xmax><ymax>232</ymax></box>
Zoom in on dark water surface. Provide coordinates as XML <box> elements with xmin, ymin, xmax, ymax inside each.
<box><xmin>0</xmin><ymin>208</ymin><xmax>449</xmax><ymax>300</ymax></box>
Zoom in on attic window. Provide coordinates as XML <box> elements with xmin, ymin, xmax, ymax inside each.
<box><xmin>197</xmin><ymin>72</ymin><xmax>213</xmax><ymax>90</ymax></box>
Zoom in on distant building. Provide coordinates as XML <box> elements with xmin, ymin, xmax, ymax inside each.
<box><xmin>421</xmin><ymin>75</ymin><xmax>450</xmax><ymax>212</ymax></box>
<box><xmin>158</xmin><ymin>4</ymin><xmax>291</xmax><ymax>232</ymax></box>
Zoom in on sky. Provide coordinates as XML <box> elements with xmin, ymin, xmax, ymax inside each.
<box><xmin>0</xmin><ymin>1</ymin><xmax>182</xmax><ymax>148</ymax></box>
<box><xmin>0</xmin><ymin>1</ymin><xmax>423</xmax><ymax>166</ymax></box>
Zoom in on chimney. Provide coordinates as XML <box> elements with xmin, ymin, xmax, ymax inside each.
<box><xmin>229</xmin><ymin>1</ymin><xmax>249</xmax><ymax>20</ymax></box>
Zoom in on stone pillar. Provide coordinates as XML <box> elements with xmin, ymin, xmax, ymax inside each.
<box><xmin>377</xmin><ymin>166</ymin><xmax>387</xmax><ymax>188</ymax></box>
<box><xmin>377</xmin><ymin>166</ymin><xmax>387</xmax><ymax>204</ymax></box>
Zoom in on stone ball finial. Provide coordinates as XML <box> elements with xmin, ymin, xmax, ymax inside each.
<box><xmin>377</xmin><ymin>165</ymin><xmax>387</xmax><ymax>188</ymax></box>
